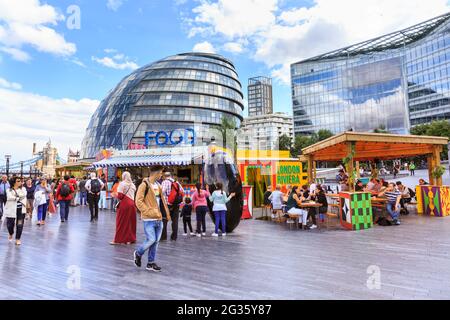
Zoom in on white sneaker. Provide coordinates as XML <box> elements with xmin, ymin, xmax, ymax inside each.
<box><xmin>202</xmin><ymin>232</ymin><xmax>206</xmax><ymax>236</ymax></box>
<box><xmin>212</xmin><ymin>233</ymin><xmax>219</xmax><ymax>237</ymax></box>
<box><xmin>310</xmin><ymin>224</ymin><xmax>317</xmax><ymax>229</ymax></box>
<box><xmin>222</xmin><ymin>233</ymin><xmax>227</xmax><ymax>236</ymax></box>
<box><xmin>196</xmin><ymin>233</ymin><xmax>201</xmax><ymax>237</ymax></box>
<box><xmin>190</xmin><ymin>232</ymin><xmax>195</xmax><ymax>236</ymax></box>
<box><xmin>182</xmin><ymin>233</ymin><xmax>188</xmax><ymax>236</ymax></box>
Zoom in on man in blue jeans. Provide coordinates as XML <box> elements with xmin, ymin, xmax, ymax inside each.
<box><xmin>378</xmin><ymin>182</ymin><xmax>402</xmax><ymax>225</ymax></box>
<box><xmin>134</xmin><ymin>165</ymin><xmax>171</xmax><ymax>272</ymax></box>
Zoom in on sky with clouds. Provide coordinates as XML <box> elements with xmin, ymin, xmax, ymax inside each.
<box><xmin>1</xmin><ymin>0</ymin><xmax>449</xmax><ymax>164</ymax></box>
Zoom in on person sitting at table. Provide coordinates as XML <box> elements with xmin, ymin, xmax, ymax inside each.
<box><xmin>310</xmin><ymin>184</ymin><xmax>327</xmax><ymax>227</ymax></box>
<box><xmin>378</xmin><ymin>181</ymin><xmax>388</xmax><ymax>194</ymax></box>
<box><xmin>366</xmin><ymin>178</ymin><xmax>381</xmax><ymax>192</ymax></box>
<box><xmin>263</xmin><ymin>186</ymin><xmax>272</xmax><ymax>208</ymax></box>
<box><xmin>419</xmin><ymin>179</ymin><xmax>429</xmax><ymax>185</ymax></box>
<box><xmin>340</xmin><ymin>177</ymin><xmax>350</xmax><ymax>192</ymax></box>
<box><xmin>355</xmin><ymin>180</ymin><xmax>365</xmax><ymax>192</ymax></box>
<box><xmin>301</xmin><ymin>184</ymin><xmax>311</xmax><ymax>199</ymax></box>
<box><xmin>378</xmin><ymin>182</ymin><xmax>402</xmax><ymax>225</ymax></box>
<box><xmin>285</xmin><ymin>186</ymin><xmax>309</xmax><ymax>230</ymax></box>
<box><xmin>269</xmin><ymin>185</ymin><xmax>284</xmax><ymax>219</ymax></box>
<box><xmin>396</xmin><ymin>181</ymin><xmax>411</xmax><ymax>215</ymax></box>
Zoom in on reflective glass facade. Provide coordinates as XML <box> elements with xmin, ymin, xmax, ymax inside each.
<box><xmin>81</xmin><ymin>53</ymin><xmax>244</xmax><ymax>158</ymax></box>
<box><xmin>291</xmin><ymin>13</ymin><xmax>450</xmax><ymax>135</ymax></box>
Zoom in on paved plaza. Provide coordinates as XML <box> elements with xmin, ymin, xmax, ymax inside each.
<box><xmin>1</xmin><ymin>184</ymin><xmax>450</xmax><ymax>300</ymax></box>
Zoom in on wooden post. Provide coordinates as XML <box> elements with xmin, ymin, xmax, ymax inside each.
<box><xmin>356</xmin><ymin>161</ymin><xmax>360</xmax><ymax>179</ymax></box>
<box><xmin>312</xmin><ymin>160</ymin><xmax>317</xmax><ymax>183</ymax></box>
<box><xmin>433</xmin><ymin>146</ymin><xmax>443</xmax><ymax>186</ymax></box>
<box><xmin>427</xmin><ymin>155</ymin><xmax>435</xmax><ymax>186</ymax></box>
<box><xmin>307</xmin><ymin>156</ymin><xmax>313</xmax><ymax>184</ymax></box>
<box><xmin>346</xmin><ymin>142</ymin><xmax>355</xmax><ymax>192</ymax></box>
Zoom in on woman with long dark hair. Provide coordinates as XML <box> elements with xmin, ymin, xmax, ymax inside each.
<box><xmin>4</xmin><ymin>177</ymin><xmax>27</xmax><ymax>245</ymax></box>
<box><xmin>191</xmin><ymin>182</ymin><xmax>210</xmax><ymax>237</ymax></box>
<box><xmin>285</xmin><ymin>186</ymin><xmax>309</xmax><ymax>230</ymax></box>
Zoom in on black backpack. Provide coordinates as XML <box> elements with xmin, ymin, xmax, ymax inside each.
<box><xmin>60</xmin><ymin>183</ymin><xmax>71</xmax><ymax>197</ymax></box>
<box><xmin>90</xmin><ymin>179</ymin><xmax>101</xmax><ymax>194</ymax></box>
<box><xmin>376</xmin><ymin>217</ymin><xmax>392</xmax><ymax>226</ymax></box>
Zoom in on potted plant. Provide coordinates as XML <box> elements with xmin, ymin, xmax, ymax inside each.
<box><xmin>432</xmin><ymin>165</ymin><xmax>446</xmax><ymax>180</ymax></box>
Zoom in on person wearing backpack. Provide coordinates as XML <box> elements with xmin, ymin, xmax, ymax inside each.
<box><xmin>161</xmin><ymin>171</ymin><xmax>184</xmax><ymax>241</ymax></box>
<box><xmin>78</xmin><ymin>176</ymin><xmax>87</xmax><ymax>206</ymax></box>
<box><xmin>85</xmin><ymin>173</ymin><xmax>104</xmax><ymax>222</ymax></box>
<box><xmin>56</xmin><ymin>175</ymin><xmax>75</xmax><ymax>223</ymax></box>
<box><xmin>134</xmin><ymin>165</ymin><xmax>171</xmax><ymax>272</ymax></box>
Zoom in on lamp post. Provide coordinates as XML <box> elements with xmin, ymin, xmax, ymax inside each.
<box><xmin>20</xmin><ymin>161</ymin><xmax>24</xmax><ymax>178</ymax></box>
<box><xmin>5</xmin><ymin>155</ymin><xmax>11</xmax><ymax>177</ymax></box>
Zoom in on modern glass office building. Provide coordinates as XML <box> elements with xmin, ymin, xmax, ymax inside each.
<box><xmin>81</xmin><ymin>53</ymin><xmax>244</xmax><ymax>158</ymax></box>
<box><xmin>291</xmin><ymin>12</ymin><xmax>450</xmax><ymax>135</ymax></box>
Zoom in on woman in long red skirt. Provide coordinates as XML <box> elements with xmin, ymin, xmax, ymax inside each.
<box><xmin>110</xmin><ymin>171</ymin><xmax>137</xmax><ymax>245</ymax></box>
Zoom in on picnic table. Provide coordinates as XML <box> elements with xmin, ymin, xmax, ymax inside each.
<box><xmin>287</xmin><ymin>201</ymin><xmax>322</xmax><ymax>229</ymax></box>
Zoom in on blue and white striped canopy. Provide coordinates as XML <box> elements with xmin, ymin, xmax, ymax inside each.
<box><xmin>92</xmin><ymin>154</ymin><xmax>193</xmax><ymax>168</ymax></box>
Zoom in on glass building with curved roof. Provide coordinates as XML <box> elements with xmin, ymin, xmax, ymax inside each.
<box><xmin>81</xmin><ymin>53</ymin><xmax>244</xmax><ymax>158</ymax></box>
<box><xmin>291</xmin><ymin>12</ymin><xmax>450</xmax><ymax>135</ymax></box>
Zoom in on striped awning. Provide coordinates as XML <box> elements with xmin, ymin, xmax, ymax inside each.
<box><xmin>92</xmin><ymin>154</ymin><xmax>194</xmax><ymax>168</ymax></box>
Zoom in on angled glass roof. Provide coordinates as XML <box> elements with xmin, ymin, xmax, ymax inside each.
<box><xmin>297</xmin><ymin>12</ymin><xmax>450</xmax><ymax>63</ymax></box>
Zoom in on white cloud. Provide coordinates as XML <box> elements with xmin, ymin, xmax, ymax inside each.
<box><xmin>92</xmin><ymin>50</ymin><xmax>139</xmax><ymax>70</ymax></box>
<box><xmin>190</xmin><ymin>0</ymin><xmax>277</xmax><ymax>38</ymax></box>
<box><xmin>223</xmin><ymin>42</ymin><xmax>243</xmax><ymax>53</ymax></box>
<box><xmin>0</xmin><ymin>77</ymin><xmax>22</xmax><ymax>90</ymax></box>
<box><xmin>0</xmin><ymin>0</ymin><xmax>76</xmax><ymax>61</ymax></box>
<box><xmin>107</xmin><ymin>0</ymin><xmax>126</xmax><ymax>11</ymax></box>
<box><xmin>0</xmin><ymin>46</ymin><xmax>31</xmax><ymax>61</ymax></box>
<box><xmin>192</xmin><ymin>41</ymin><xmax>216</xmax><ymax>53</ymax></box>
<box><xmin>186</xmin><ymin>0</ymin><xmax>450</xmax><ymax>84</ymax></box>
<box><xmin>0</xmin><ymin>84</ymin><xmax>99</xmax><ymax>162</ymax></box>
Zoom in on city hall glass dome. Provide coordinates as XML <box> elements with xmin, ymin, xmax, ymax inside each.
<box><xmin>81</xmin><ymin>53</ymin><xmax>244</xmax><ymax>158</ymax></box>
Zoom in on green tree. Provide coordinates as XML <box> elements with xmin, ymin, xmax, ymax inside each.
<box><xmin>314</xmin><ymin>129</ymin><xmax>333</xmax><ymax>143</ymax></box>
<box><xmin>410</xmin><ymin>120</ymin><xmax>450</xmax><ymax>160</ymax></box>
<box><xmin>278</xmin><ymin>134</ymin><xmax>292</xmax><ymax>151</ymax></box>
<box><xmin>373</xmin><ymin>124</ymin><xmax>389</xmax><ymax>133</ymax></box>
<box><xmin>219</xmin><ymin>116</ymin><xmax>238</xmax><ymax>160</ymax></box>
<box><xmin>291</xmin><ymin>135</ymin><xmax>313</xmax><ymax>157</ymax></box>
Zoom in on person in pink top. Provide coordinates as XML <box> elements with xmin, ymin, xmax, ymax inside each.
<box><xmin>191</xmin><ymin>182</ymin><xmax>210</xmax><ymax>237</ymax></box>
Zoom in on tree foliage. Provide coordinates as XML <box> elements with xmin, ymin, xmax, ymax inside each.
<box><xmin>290</xmin><ymin>129</ymin><xmax>334</xmax><ymax>157</ymax></box>
<box><xmin>410</xmin><ymin>120</ymin><xmax>450</xmax><ymax>160</ymax></box>
<box><xmin>278</xmin><ymin>134</ymin><xmax>292</xmax><ymax>151</ymax></box>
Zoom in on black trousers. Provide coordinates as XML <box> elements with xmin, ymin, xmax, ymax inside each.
<box><xmin>87</xmin><ymin>193</ymin><xmax>100</xmax><ymax>220</ymax></box>
<box><xmin>0</xmin><ymin>194</ymin><xmax>6</xmax><ymax>218</ymax></box>
<box><xmin>196</xmin><ymin>206</ymin><xmax>208</xmax><ymax>233</ymax></box>
<box><xmin>169</xmin><ymin>205</ymin><xmax>180</xmax><ymax>240</ymax></box>
<box><xmin>7</xmin><ymin>208</ymin><xmax>25</xmax><ymax>240</ymax></box>
<box><xmin>183</xmin><ymin>216</ymin><xmax>193</xmax><ymax>233</ymax></box>
<box><xmin>307</xmin><ymin>208</ymin><xmax>317</xmax><ymax>225</ymax></box>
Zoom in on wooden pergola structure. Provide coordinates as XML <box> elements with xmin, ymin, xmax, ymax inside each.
<box><xmin>299</xmin><ymin>132</ymin><xmax>449</xmax><ymax>188</ymax></box>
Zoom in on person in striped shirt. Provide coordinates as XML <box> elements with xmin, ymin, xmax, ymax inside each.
<box><xmin>378</xmin><ymin>183</ymin><xmax>402</xmax><ymax>225</ymax></box>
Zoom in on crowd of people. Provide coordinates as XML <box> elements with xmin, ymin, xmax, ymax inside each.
<box><xmin>264</xmin><ymin>183</ymin><xmax>329</xmax><ymax>230</ymax></box>
<box><xmin>0</xmin><ymin>167</ymin><xmax>242</xmax><ymax>273</ymax></box>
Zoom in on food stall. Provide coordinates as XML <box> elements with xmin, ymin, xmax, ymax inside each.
<box><xmin>300</xmin><ymin>131</ymin><xmax>449</xmax><ymax>230</ymax></box>
<box><xmin>237</xmin><ymin>149</ymin><xmax>308</xmax><ymax>207</ymax></box>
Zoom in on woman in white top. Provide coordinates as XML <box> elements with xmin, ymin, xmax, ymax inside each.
<box><xmin>4</xmin><ymin>177</ymin><xmax>27</xmax><ymax>245</ymax></box>
<box><xmin>207</xmin><ymin>183</ymin><xmax>235</xmax><ymax>237</ymax></box>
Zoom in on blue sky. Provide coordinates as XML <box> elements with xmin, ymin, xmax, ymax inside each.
<box><xmin>1</xmin><ymin>0</ymin><xmax>449</xmax><ymax>163</ymax></box>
